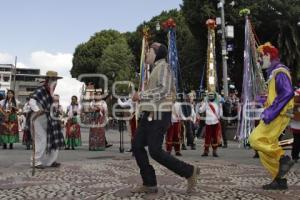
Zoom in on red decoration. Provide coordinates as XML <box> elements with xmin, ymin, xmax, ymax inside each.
<box><xmin>163</xmin><ymin>18</ymin><xmax>176</xmax><ymax>30</ymax></box>
<box><xmin>206</xmin><ymin>19</ymin><xmax>216</xmax><ymax>29</ymax></box>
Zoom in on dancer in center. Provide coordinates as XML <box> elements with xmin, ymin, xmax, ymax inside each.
<box><xmin>132</xmin><ymin>42</ymin><xmax>200</xmax><ymax>194</ymax></box>
<box><xmin>249</xmin><ymin>42</ymin><xmax>295</xmax><ymax>190</ymax></box>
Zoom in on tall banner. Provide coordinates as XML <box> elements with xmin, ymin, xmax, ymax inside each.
<box><xmin>163</xmin><ymin>18</ymin><xmax>180</xmax><ymax>92</ymax></box>
<box><xmin>139</xmin><ymin>27</ymin><xmax>150</xmax><ymax>92</ymax></box>
<box><xmin>237</xmin><ymin>9</ymin><xmax>266</xmax><ymax>144</ymax></box>
<box><xmin>206</xmin><ymin>19</ymin><xmax>218</xmax><ymax>93</ymax></box>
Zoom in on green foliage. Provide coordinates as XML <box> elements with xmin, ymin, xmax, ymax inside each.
<box><xmin>71</xmin><ymin>30</ymin><xmax>124</xmax><ymax>78</ymax></box>
<box><xmin>98</xmin><ymin>40</ymin><xmax>135</xmax><ymax>88</ymax></box>
<box><xmin>71</xmin><ymin>30</ymin><xmax>136</xmax><ymax>90</ymax></box>
<box><xmin>72</xmin><ymin>0</ymin><xmax>300</xmax><ymax>94</ymax></box>
<box><xmin>182</xmin><ymin>0</ymin><xmax>300</xmax><ymax>90</ymax></box>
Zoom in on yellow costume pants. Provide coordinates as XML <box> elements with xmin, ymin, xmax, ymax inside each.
<box><xmin>249</xmin><ymin>115</ymin><xmax>289</xmax><ymax>179</ymax></box>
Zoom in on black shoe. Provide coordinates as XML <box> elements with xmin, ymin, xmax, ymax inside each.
<box><xmin>175</xmin><ymin>152</ymin><xmax>182</xmax><ymax>156</ymax></box>
<box><xmin>262</xmin><ymin>178</ymin><xmax>288</xmax><ymax>190</ymax></box>
<box><xmin>222</xmin><ymin>143</ymin><xmax>228</xmax><ymax>148</ymax></box>
<box><xmin>126</xmin><ymin>148</ymin><xmax>133</xmax><ymax>152</ymax></box>
<box><xmin>293</xmin><ymin>159</ymin><xmax>298</xmax><ymax>163</ymax></box>
<box><xmin>26</xmin><ymin>145</ymin><xmax>30</xmax><ymax>150</ymax></box>
<box><xmin>277</xmin><ymin>155</ymin><xmax>295</xmax><ymax>178</ymax></box>
<box><xmin>50</xmin><ymin>162</ymin><xmax>61</xmax><ymax>168</ymax></box>
<box><xmin>65</xmin><ymin>147</ymin><xmax>70</xmax><ymax>150</ymax></box>
<box><xmin>105</xmin><ymin>144</ymin><xmax>113</xmax><ymax>148</ymax></box>
<box><xmin>201</xmin><ymin>152</ymin><xmax>208</xmax><ymax>157</ymax></box>
<box><xmin>191</xmin><ymin>144</ymin><xmax>196</xmax><ymax>150</ymax></box>
<box><xmin>253</xmin><ymin>152</ymin><xmax>259</xmax><ymax>158</ymax></box>
<box><xmin>181</xmin><ymin>144</ymin><xmax>187</xmax><ymax>150</ymax></box>
<box><xmin>71</xmin><ymin>147</ymin><xmax>75</xmax><ymax>150</ymax></box>
<box><xmin>9</xmin><ymin>143</ymin><xmax>13</xmax><ymax>149</ymax></box>
<box><xmin>3</xmin><ymin>144</ymin><xmax>7</xmax><ymax>149</ymax></box>
<box><xmin>33</xmin><ymin>165</ymin><xmax>45</xmax><ymax>169</ymax></box>
<box><xmin>213</xmin><ymin>152</ymin><xmax>219</xmax><ymax>157</ymax></box>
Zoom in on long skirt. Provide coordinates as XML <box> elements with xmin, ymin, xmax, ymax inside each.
<box><xmin>0</xmin><ymin>113</ymin><xmax>19</xmax><ymax>144</ymax></box>
<box><xmin>89</xmin><ymin>126</ymin><xmax>105</xmax><ymax>151</ymax></box>
<box><xmin>65</xmin><ymin>118</ymin><xmax>82</xmax><ymax>147</ymax></box>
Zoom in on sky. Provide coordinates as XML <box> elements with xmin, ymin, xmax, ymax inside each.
<box><xmin>0</xmin><ymin>0</ymin><xmax>182</xmax><ymax>108</ymax></box>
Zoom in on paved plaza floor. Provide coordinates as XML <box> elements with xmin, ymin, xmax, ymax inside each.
<box><xmin>0</xmin><ymin>129</ymin><xmax>299</xmax><ymax>199</ymax></box>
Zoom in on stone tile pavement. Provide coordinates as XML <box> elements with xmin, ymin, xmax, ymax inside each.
<box><xmin>0</xmin><ymin>156</ymin><xmax>299</xmax><ymax>200</ymax></box>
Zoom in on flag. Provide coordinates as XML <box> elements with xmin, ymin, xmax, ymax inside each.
<box><xmin>168</xmin><ymin>28</ymin><xmax>180</xmax><ymax>92</ymax></box>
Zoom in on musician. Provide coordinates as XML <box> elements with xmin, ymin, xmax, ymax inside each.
<box><xmin>249</xmin><ymin>42</ymin><xmax>295</xmax><ymax>190</ymax></box>
<box><xmin>0</xmin><ymin>90</ymin><xmax>19</xmax><ymax>149</ymax></box>
<box><xmin>198</xmin><ymin>91</ymin><xmax>223</xmax><ymax>157</ymax></box>
<box><xmin>166</xmin><ymin>101</ymin><xmax>183</xmax><ymax>156</ymax></box>
<box><xmin>117</xmin><ymin>94</ymin><xmax>136</xmax><ymax>154</ymax></box>
<box><xmin>29</xmin><ymin>71</ymin><xmax>64</xmax><ymax>169</ymax></box>
<box><xmin>182</xmin><ymin>92</ymin><xmax>197</xmax><ymax>150</ymax></box>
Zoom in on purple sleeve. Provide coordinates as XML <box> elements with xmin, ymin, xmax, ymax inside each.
<box><xmin>262</xmin><ymin>72</ymin><xmax>294</xmax><ymax>124</ymax></box>
<box><xmin>255</xmin><ymin>95</ymin><xmax>267</xmax><ymax>105</ymax></box>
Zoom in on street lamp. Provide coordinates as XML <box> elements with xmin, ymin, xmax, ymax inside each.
<box><xmin>218</xmin><ymin>0</ymin><xmax>229</xmax><ymax>98</ymax></box>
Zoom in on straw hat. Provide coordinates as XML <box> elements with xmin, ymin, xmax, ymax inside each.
<box><xmin>42</xmin><ymin>71</ymin><xmax>62</xmax><ymax>79</ymax></box>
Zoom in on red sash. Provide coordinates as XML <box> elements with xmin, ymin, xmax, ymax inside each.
<box><xmin>208</xmin><ymin>103</ymin><xmax>222</xmax><ymax>144</ymax></box>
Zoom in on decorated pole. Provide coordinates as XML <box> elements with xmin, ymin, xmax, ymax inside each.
<box><xmin>206</xmin><ymin>19</ymin><xmax>218</xmax><ymax>93</ymax></box>
<box><xmin>237</xmin><ymin>9</ymin><xmax>266</xmax><ymax>145</ymax></box>
<box><xmin>163</xmin><ymin>18</ymin><xmax>180</xmax><ymax>92</ymax></box>
<box><xmin>138</xmin><ymin>27</ymin><xmax>150</xmax><ymax>92</ymax></box>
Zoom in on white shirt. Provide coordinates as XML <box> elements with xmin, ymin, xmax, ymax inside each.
<box><xmin>199</xmin><ymin>100</ymin><xmax>223</xmax><ymax>125</ymax></box>
<box><xmin>171</xmin><ymin>102</ymin><xmax>182</xmax><ymax>123</ymax></box>
<box><xmin>0</xmin><ymin>99</ymin><xmax>19</xmax><ymax>112</ymax></box>
<box><xmin>67</xmin><ymin>104</ymin><xmax>80</xmax><ymax>118</ymax></box>
<box><xmin>28</xmin><ymin>98</ymin><xmax>40</xmax><ymax>112</ymax></box>
<box><xmin>180</xmin><ymin>102</ymin><xmax>197</xmax><ymax>123</ymax></box>
<box><xmin>117</xmin><ymin>98</ymin><xmax>136</xmax><ymax>113</ymax></box>
<box><xmin>90</xmin><ymin>100</ymin><xmax>108</xmax><ymax>116</ymax></box>
<box><xmin>23</xmin><ymin>102</ymin><xmax>31</xmax><ymax>113</ymax></box>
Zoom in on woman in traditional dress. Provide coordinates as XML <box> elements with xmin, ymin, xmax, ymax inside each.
<box><xmin>89</xmin><ymin>91</ymin><xmax>108</xmax><ymax>151</ymax></box>
<box><xmin>0</xmin><ymin>90</ymin><xmax>19</xmax><ymax>149</ymax></box>
<box><xmin>65</xmin><ymin>96</ymin><xmax>81</xmax><ymax>150</ymax></box>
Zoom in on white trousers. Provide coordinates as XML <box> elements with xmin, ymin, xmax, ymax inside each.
<box><xmin>31</xmin><ymin>113</ymin><xmax>59</xmax><ymax>166</ymax></box>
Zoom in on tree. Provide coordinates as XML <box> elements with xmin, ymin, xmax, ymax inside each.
<box><xmin>71</xmin><ymin>30</ymin><xmax>124</xmax><ymax>78</ymax></box>
<box><xmin>98</xmin><ymin>39</ymin><xmax>136</xmax><ymax>90</ymax></box>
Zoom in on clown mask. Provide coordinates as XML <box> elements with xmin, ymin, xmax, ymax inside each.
<box><xmin>259</xmin><ymin>53</ymin><xmax>271</xmax><ymax>69</ymax></box>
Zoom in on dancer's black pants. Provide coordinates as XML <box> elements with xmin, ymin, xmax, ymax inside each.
<box><xmin>133</xmin><ymin>111</ymin><xmax>194</xmax><ymax>186</ymax></box>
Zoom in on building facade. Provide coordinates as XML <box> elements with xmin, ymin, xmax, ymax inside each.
<box><xmin>0</xmin><ymin>64</ymin><xmax>43</xmax><ymax>107</ymax></box>
<box><xmin>0</xmin><ymin>64</ymin><xmax>13</xmax><ymax>98</ymax></box>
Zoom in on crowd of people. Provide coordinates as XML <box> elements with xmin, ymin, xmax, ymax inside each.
<box><xmin>0</xmin><ymin>42</ymin><xmax>299</xmax><ymax>192</ymax></box>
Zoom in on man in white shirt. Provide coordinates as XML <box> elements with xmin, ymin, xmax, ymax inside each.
<box><xmin>198</xmin><ymin>92</ymin><xmax>223</xmax><ymax>157</ymax></box>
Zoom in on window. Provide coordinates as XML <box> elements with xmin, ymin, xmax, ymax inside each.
<box><xmin>3</xmin><ymin>76</ymin><xmax>10</xmax><ymax>82</ymax></box>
